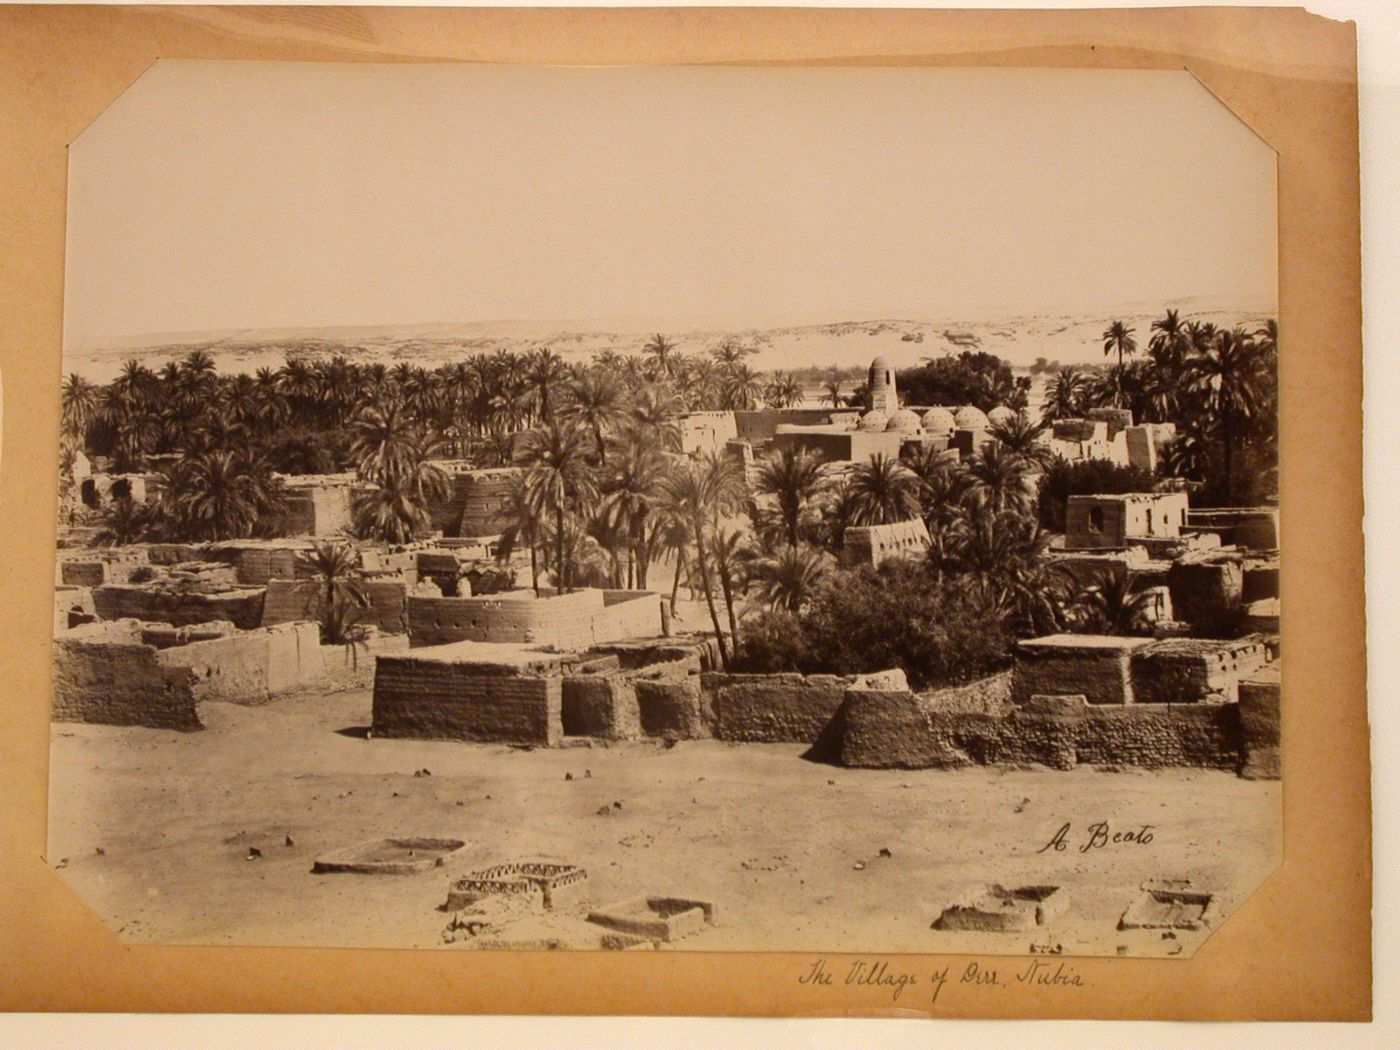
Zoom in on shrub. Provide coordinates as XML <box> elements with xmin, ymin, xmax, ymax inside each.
<box><xmin>733</xmin><ymin>564</ymin><xmax>1012</xmax><ymax>689</ymax></box>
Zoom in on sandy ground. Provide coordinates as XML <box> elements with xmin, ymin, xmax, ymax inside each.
<box><xmin>47</xmin><ymin>686</ymin><xmax>1279</xmax><ymax>957</ymax></box>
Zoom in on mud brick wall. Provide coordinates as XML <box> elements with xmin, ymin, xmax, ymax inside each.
<box><xmin>261</xmin><ymin>579</ymin><xmax>408</xmax><ymax>634</ymax></box>
<box><xmin>1129</xmin><ymin>638</ymin><xmax>1269</xmax><ymax>704</ymax></box>
<box><xmin>212</xmin><ymin>545</ymin><xmax>304</xmax><ymax>586</ymax></box>
<box><xmin>143</xmin><ymin>544</ymin><xmax>207</xmax><ymax>565</ymax></box>
<box><xmin>734</xmin><ymin>408</ymin><xmax>837</xmax><ymax>442</ymax></box>
<box><xmin>703</xmin><ymin>672</ymin><xmax>850</xmax><ymax>742</ymax></box>
<box><xmin>92</xmin><ymin>584</ymin><xmax>266</xmax><ymax>629</ymax></box>
<box><xmin>52</xmin><ymin>638</ymin><xmax>201</xmax><ymax>730</ymax></box>
<box><xmin>320</xmin><ymin>634</ymin><xmax>410</xmax><ymax>691</ymax></box>
<box><xmin>53</xmin><ymin>586</ymin><xmax>96</xmax><ymax>633</ymax></box>
<box><xmin>60</xmin><ymin>549</ymin><xmax>150</xmax><ymax>587</ymax></box>
<box><xmin>1012</xmin><ymin>638</ymin><xmax>1149</xmax><ymax>705</ymax></box>
<box><xmin>561</xmin><ymin>675</ymin><xmax>641</xmax><ymax>740</ymax></box>
<box><xmin>408</xmin><ymin>589</ymin><xmax>660</xmax><ymax>650</ymax></box>
<box><xmin>154</xmin><ymin>622</ymin><xmax>324</xmax><ymax>704</ymax></box>
<box><xmin>372</xmin><ymin>657</ymin><xmax>562</xmax><ymax>744</ymax></box>
<box><xmin>635</xmin><ymin>677</ymin><xmax>711</xmax><ymax>739</ymax></box>
<box><xmin>835</xmin><ymin>690</ymin><xmax>1248</xmax><ymax>773</ymax></box>
<box><xmin>1187</xmin><ymin>508</ymin><xmax>1279</xmax><ymax>551</ymax></box>
<box><xmin>840</xmin><ymin>518</ymin><xmax>931</xmax><ymax>570</ymax></box>
<box><xmin>1237</xmin><ymin>669</ymin><xmax>1281</xmax><ymax>780</ymax></box>
<box><xmin>1168</xmin><ymin>558</ymin><xmax>1244</xmax><ymax>627</ymax></box>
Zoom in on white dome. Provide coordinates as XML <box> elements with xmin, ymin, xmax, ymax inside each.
<box><xmin>857</xmin><ymin>410</ymin><xmax>889</xmax><ymax>432</ymax></box>
<box><xmin>885</xmin><ymin>408</ymin><xmax>923</xmax><ymax>433</ymax></box>
<box><xmin>920</xmin><ymin>407</ymin><xmax>956</xmax><ymax>433</ymax></box>
<box><xmin>987</xmin><ymin>405</ymin><xmax>1017</xmax><ymax>427</ymax></box>
<box><xmin>954</xmin><ymin>405</ymin><xmax>990</xmax><ymax>430</ymax></box>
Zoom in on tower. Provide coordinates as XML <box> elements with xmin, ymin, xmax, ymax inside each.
<box><xmin>867</xmin><ymin>357</ymin><xmax>896</xmax><ymax>414</ymax></box>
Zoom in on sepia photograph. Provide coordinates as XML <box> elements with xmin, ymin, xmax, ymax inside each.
<box><xmin>47</xmin><ymin>60</ymin><xmax>1282</xmax><ymax>959</ymax></box>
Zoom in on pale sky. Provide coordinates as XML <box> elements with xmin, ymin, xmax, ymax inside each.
<box><xmin>64</xmin><ymin>61</ymin><xmax>1277</xmax><ymax>346</ymax></box>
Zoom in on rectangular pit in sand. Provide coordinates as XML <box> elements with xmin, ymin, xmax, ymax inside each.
<box><xmin>310</xmin><ymin>837</ymin><xmax>467</xmax><ymax>875</ymax></box>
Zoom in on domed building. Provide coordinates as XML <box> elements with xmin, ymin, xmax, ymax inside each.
<box><xmin>885</xmin><ymin>408</ymin><xmax>923</xmax><ymax>434</ymax></box>
<box><xmin>987</xmin><ymin>405</ymin><xmax>1018</xmax><ymax>428</ymax></box>
<box><xmin>920</xmin><ymin>407</ymin><xmax>956</xmax><ymax>434</ymax></box>
<box><xmin>857</xmin><ymin>409</ymin><xmax>890</xmax><ymax>432</ymax></box>
<box><xmin>954</xmin><ymin>405</ymin><xmax>990</xmax><ymax>430</ymax></box>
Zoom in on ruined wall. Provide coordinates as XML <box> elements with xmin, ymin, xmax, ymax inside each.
<box><xmin>1238</xmin><ymin>667</ymin><xmax>1281</xmax><ymax>780</ymax></box>
<box><xmin>371</xmin><ymin>657</ymin><xmax>562</xmax><ymax>745</ymax></box>
<box><xmin>834</xmin><ymin>690</ymin><xmax>1254</xmax><ymax>773</ymax></box>
<box><xmin>703</xmin><ymin>672</ymin><xmax>849</xmax><ymax>742</ymax></box>
<box><xmin>840</xmin><ymin>518</ymin><xmax>931</xmax><ymax>570</ymax></box>
<box><xmin>210</xmin><ymin>543</ymin><xmax>309</xmax><ymax>586</ymax></box>
<box><xmin>561</xmin><ymin>674</ymin><xmax>641</xmax><ymax>740</ymax></box>
<box><xmin>1186</xmin><ymin>508</ymin><xmax>1280</xmax><ymax>550</ymax></box>
<box><xmin>59</xmin><ymin>548</ymin><xmax>150</xmax><ymax>587</ymax></box>
<box><xmin>635</xmin><ymin>677</ymin><xmax>711</xmax><ymax>739</ymax></box>
<box><xmin>52</xmin><ymin>637</ymin><xmax>201</xmax><ymax>730</ymax></box>
<box><xmin>1012</xmin><ymin>636</ymin><xmax>1150</xmax><ymax>705</ymax></box>
<box><xmin>319</xmin><ymin>633</ymin><xmax>411</xmax><ymax>691</ymax></box>
<box><xmin>53</xmin><ymin>586</ymin><xmax>96</xmax><ymax>632</ymax></box>
<box><xmin>154</xmin><ymin>622</ymin><xmax>324</xmax><ymax>704</ymax></box>
<box><xmin>1129</xmin><ymin>637</ymin><xmax>1269</xmax><ymax>705</ymax></box>
<box><xmin>91</xmin><ymin>584</ymin><xmax>266</xmax><ymax>630</ymax></box>
<box><xmin>1168</xmin><ymin>557</ymin><xmax>1244</xmax><ymax>627</ymax></box>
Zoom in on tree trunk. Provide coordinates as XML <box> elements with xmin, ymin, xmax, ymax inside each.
<box><xmin>669</xmin><ymin>543</ymin><xmax>685</xmax><ymax>615</ymax></box>
<box><xmin>691</xmin><ymin>521</ymin><xmax>729</xmax><ymax>670</ymax></box>
<box><xmin>556</xmin><ymin>506</ymin><xmax>567</xmax><ymax>594</ymax></box>
<box><xmin>529</xmin><ymin>542</ymin><xmax>540</xmax><ymax>597</ymax></box>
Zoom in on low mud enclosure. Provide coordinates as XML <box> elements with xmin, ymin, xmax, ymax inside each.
<box><xmin>47</xmin><ymin>687</ymin><xmax>1279</xmax><ymax>956</ymax></box>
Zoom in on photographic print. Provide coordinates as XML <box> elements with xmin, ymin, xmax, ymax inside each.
<box><xmin>48</xmin><ymin>59</ymin><xmax>1283</xmax><ymax>961</ymax></box>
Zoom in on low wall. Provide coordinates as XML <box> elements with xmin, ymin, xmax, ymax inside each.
<box><xmin>407</xmin><ymin>589</ymin><xmax>662</xmax><ymax>650</ymax></box>
<box><xmin>1012</xmin><ymin>636</ymin><xmax>1150</xmax><ymax>705</ymax></box>
<box><xmin>1168</xmin><ymin>557</ymin><xmax>1244</xmax><ymax>627</ymax></box>
<box><xmin>561</xmin><ymin>675</ymin><xmax>641</xmax><ymax>740</ymax></box>
<box><xmin>155</xmin><ymin>622</ymin><xmax>324</xmax><ymax>704</ymax></box>
<box><xmin>52</xmin><ymin>637</ymin><xmax>201</xmax><ymax>730</ymax></box>
<box><xmin>840</xmin><ymin>518</ymin><xmax>931</xmax><ymax>570</ymax></box>
<box><xmin>92</xmin><ymin>584</ymin><xmax>266</xmax><ymax>630</ymax></box>
<box><xmin>371</xmin><ymin>654</ymin><xmax>563</xmax><ymax>744</ymax></box>
<box><xmin>1129</xmin><ymin>637</ymin><xmax>1269</xmax><ymax>705</ymax></box>
<box><xmin>833</xmin><ymin>689</ymin><xmax>1260</xmax><ymax>775</ymax></box>
<box><xmin>1238</xmin><ymin>667</ymin><xmax>1281</xmax><ymax>780</ymax></box>
<box><xmin>703</xmin><ymin>672</ymin><xmax>849</xmax><ymax>743</ymax></box>
<box><xmin>261</xmin><ymin>578</ymin><xmax>409</xmax><ymax>634</ymax></box>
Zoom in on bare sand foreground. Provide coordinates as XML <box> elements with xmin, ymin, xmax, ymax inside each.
<box><xmin>47</xmin><ymin>687</ymin><xmax>1280</xmax><ymax>958</ymax></box>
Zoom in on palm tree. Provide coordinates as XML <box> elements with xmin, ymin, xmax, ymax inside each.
<box><xmin>963</xmin><ymin>442</ymin><xmax>1037</xmax><ymax>518</ymax></box>
<box><xmin>746</xmin><ymin>544</ymin><xmax>830</xmax><ymax>613</ymax></box>
<box><xmin>1041</xmin><ymin>365</ymin><xmax>1086</xmax><ymax>423</ymax></box>
<box><xmin>658</xmin><ymin>452</ymin><xmax>745</xmax><ymax>668</ymax></box>
<box><xmin>824</xmin><ymin>377</ymin><xmax>845</xmax><ymax>409</ymax></box>
<box><xmin>1101</xmin><ymin>321</ymin><xmax>1137</xmax><ymax>407</ymax></box>
<box><xmin>630</xmin><ymin>387</ymin><xmax>682</xmax><ymax>452</ymax></box>
<box><xmin>847</xmin><ymin>454</ymin><xmax>920</xmax><ymax>526</ymax></box>
<box><xmin>515</xmin><ymin>421</ymin><xmax>599</xmax><ymax>593</ymax></box>
<box><xmin>497</xmin><ymin>472</ymin><xmax>549</xmax><ymax>595</ymax></box>
<box><xmin>296</xmin><ymin>541</ymin><xmax>369</xmax><ymax>642</ymax></box>
<box><xmin>92</xmin><ymin>496</ymin><xmax>151</xmax><ymax>546</ymax></box>
<box><xmin>752</xmin><ymin>446</ymin><xmax>829</xmax><ymax>548</ymax></box>
<box><xmin>60</xmin><ymin>374</ymin><xmax>102</xmax><ymax>446</ymax></box>
<box><xmin>943</xmin><ymin>508</ymin><xmax>1065</xmax><ymax>634</ymax></box>
<box><xmin>599</xmin><ymin>429</ymin><xmax>669</xmax><ymax>587</ymax></box>
<box><xmin>1185</xmin><ymin>325</ymin><xmax>1267</xmax><ymax>502</ymax></box>
<box><xmin>559</xmin><ymin>369</ymin><xmax>628</xmax><ymax>465</ymax></box>
<box><xmin>707</xmin><ymin>521</ymin><xmax>749</xmax><ymax>646</ymax></box>
<box><xmin>721</xmin><ymin>364</ymin><xmax>765</xmax><ymax>411</ymax></box>
<box><xmin>162</xmin><ymin>449</ymin><xmax>261</xmax><ymax>541</ymax></box>
<box><xmin>643</xmin><ymin>333</ymin><xmax>679</xmax><ymax>381</ymax></box>
<box><xmin>350</xmin><ymin>450</ymin><xmax>451</xmax><ymax>544</ymax></box>
<box><xmin>1069</xmin><ymin>568</ymin><xmax>1157</xmax><ymax>636</ymax></box>
<box><xmin>988</xmin><ymin>415</ymin><xmax>1054</xmax><ymax>469</ymax></box>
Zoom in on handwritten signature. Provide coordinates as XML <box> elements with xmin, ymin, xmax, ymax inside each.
<box><xmin>1036</xmin><ymin>821</ymin><xmax>1155</xmax><ymax>853</ymax></box>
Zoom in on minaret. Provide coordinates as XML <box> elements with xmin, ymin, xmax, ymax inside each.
<box><xmin>867</xmin><ymin>357</ymin><xmax>896</xmax><ymax>414</ymax></box>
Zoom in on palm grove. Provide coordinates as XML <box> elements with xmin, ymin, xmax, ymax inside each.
<box><xmin>59</xmin><ymin>311</ymin><xmax>1276</xmax><ymax>687</ymax></box>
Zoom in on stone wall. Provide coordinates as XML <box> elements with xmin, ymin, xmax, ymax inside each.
<box><xmin>371</xmin><ymin>653</ymin><xmax>562</xmax><ymax>745</ymax></box>
<box><xmin>702</xmin><ymin>671</ymin><xmax>850</xmax><ymax>742</ymax></box>
<box><xmin>52</xmin><ymin>636</ymin><xmax>201</xmax><ymax>730</ymax></box>
<box><xmin>840</xmin><ymin>518</ymin><xmax>931</xmax><ymax>569</ymax></box>
<box><xmin>92</xmin><ymin>584</ymin><xmax>266</xmax><ymax>629</ymax></box>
